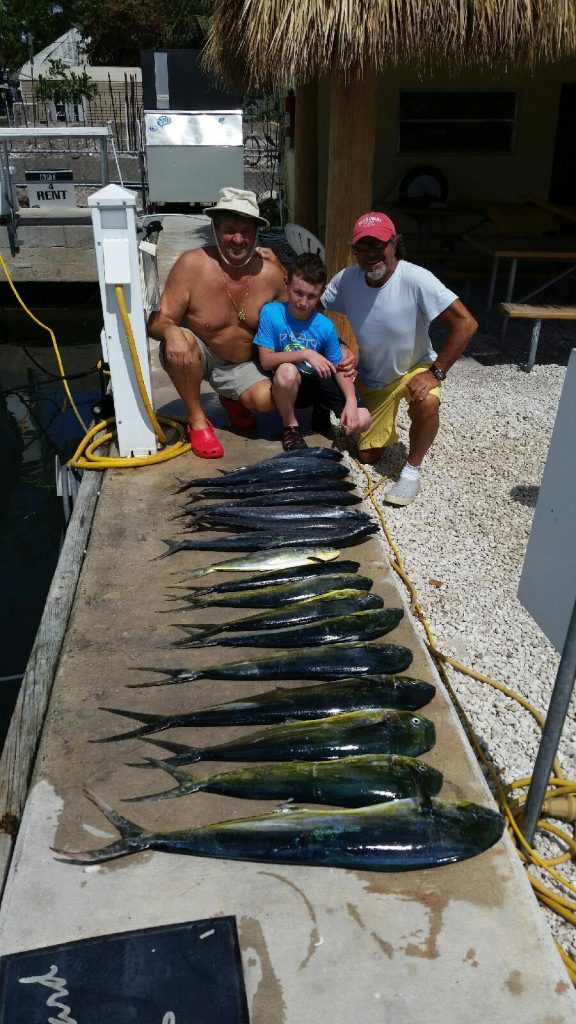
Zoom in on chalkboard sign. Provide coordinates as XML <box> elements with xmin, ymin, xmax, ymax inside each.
<box><xmin>0</xmin><ymin>916</ymin><xmax>250</xmax><ymax>1023</ymax></box>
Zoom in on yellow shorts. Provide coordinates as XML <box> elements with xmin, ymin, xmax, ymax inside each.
<box><xmin>356</xmin><ymin>364</ymin><xmax>442</xmax><ymax>450</ymax></box>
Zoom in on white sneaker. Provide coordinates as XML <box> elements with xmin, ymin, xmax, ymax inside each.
<box><xmin>384</xmin><ymin>475</ymin><xmax>421</xmax><ymax>506</ymax></box>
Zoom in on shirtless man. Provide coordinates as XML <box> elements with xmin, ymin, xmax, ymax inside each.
<box><xmin>147</xmin><ymin>188</ymin><xmax>287</xmax><ymax>458</ymax></box>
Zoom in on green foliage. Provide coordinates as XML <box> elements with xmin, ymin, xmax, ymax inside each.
<box><xmin>35</xmin><ymin>57</ymin><xmax>97</xmax><ymax>104</ymax></box>
<box><xmin>0</xmin><ymin>0</ymin><xmax>75</xmax><ymax>73</ymax></box>
<box><xmin>0</xmin><ymin>0</ymin><xmax>214</xmax><ymax>73</ymax></box>
<box><xmin>72</xmin><ymin>0</ymin><xmax>213</xmax><ymax>66</ymax></box>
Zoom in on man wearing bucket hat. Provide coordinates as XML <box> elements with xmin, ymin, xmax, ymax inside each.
<box><xmin>321</xmin><ymin>211</ymin><xmax>477</xmax><ymax>505</ymax></box>
<box><xmin>148</xmin><ymin>187</ymin><xmax>287</xmax><ymax>457</ymax></box>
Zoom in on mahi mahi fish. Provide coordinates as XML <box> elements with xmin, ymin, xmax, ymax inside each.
<box><xmin>56</xmin><ymin>790</ymin><xmax>504</xmax><ymax>871</ymax></box>
<box><xmin>171</xmin><ymin>546</ymin><xmax>342</xmax><ymax>579</ymax></box>
<box><xmin>169</xmin><ymin>559</ymin><xmax>362</xmax><ymax>594</ymax></box>
<box><xmin>166</xmin><ymin>573</ymin><xmax>373</xmax><ymax>609</ymax></box>
<box><xmin>97</xmin><ymin>676</ymin><xmax>436</xmax><ymax>741</ymax></box>
<box><xmin>132</xmin><ymin>643</ymin><xmax>414</xmax><ymax>687</ymax></box>
<box><xmin>131</xmin><ymin>709</ymin><xmax>436</xmax><ymax>766</ymax></box>
<box><xmin>124</xmin><ymin>754</ymin><xmax>443</xmax><ymax>806</ymax></box>
<box><xmin>173</xmin><ymin>591</ymin><xmax>388</xmax><ymax>642</ymax></box>
<box><xmin>174</xmin><ymin>607</ymin><xmax>403</xmax><ymax>649</ymax></box>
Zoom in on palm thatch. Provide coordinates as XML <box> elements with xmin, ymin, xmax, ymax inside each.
<box><xmin>205</xmin><ymin>0</ymin><xmax>576</xmax><ymax>88</ymax></box>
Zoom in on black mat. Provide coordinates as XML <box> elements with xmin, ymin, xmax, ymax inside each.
<box><xmin>0</xmin><ymin>916</ymin><xmax>250</xmax><ymax>1023</ymax></box>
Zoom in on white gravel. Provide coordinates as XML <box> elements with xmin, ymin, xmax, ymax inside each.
<box><xmin>337</xmin><ymin>347</ymin><xmax>575</xmax><ymax>959</ymax></box>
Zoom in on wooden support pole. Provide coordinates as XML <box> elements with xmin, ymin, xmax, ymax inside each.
<box><xmin>324</xmin><ymin>68</ymin><xmax>378</xmax><ymax>348</ymax></box>
<box><xmin>293</xmin><ymin>79</ymin><xmax>318</xmax><ymax>234</ymax></box>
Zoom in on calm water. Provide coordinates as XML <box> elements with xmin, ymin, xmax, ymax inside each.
<box><xmin>0</xmin><ymin>312</ymin><xmax>101</xmax><ymax>748</ymax></box>
<box><xmin>0</xmin><ymin>449</ymin><xmax>62</xmax><ymax>739</ymax></box>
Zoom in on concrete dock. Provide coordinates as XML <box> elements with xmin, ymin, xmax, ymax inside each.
<box><xmin>0</xmin><ymin>348</ymin><xmax>574</xmax><ymax>1022</ymax></box>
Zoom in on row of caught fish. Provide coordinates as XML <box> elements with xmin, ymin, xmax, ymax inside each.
<box><xmin>158</xmin><ymin>448</ymin><xmax>379</xmax><ymax>555</ymax></box>
<box><xmin>59</xmin><ymin>451</ymin><xmax>504</xmax><ymax>870</ymax></box>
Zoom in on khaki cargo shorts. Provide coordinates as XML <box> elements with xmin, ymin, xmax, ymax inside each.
<box><xmin>159</xmin><ymin>328</ymin><xmax>270</xmax><ymax>401</ymax></box>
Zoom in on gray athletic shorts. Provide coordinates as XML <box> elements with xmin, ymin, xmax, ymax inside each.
<box><xmin>158</xmin><ymin>328</ymin><xmax>270</xmax><ymax>401</ymax></box>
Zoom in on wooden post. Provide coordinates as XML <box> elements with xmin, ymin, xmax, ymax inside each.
<box><xmin>293</xmin><ymin>79</ymin><xmax>318</xmax><ymax>234</ymax></box>
<box><xmin>324</xmin><ymin>68</ymin><xmax>378</xmax><ymax>349</ymax></box>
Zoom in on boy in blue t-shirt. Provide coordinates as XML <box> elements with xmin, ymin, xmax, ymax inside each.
<box><xmin>254</xmin><ymin>253</ymin><xmax>371</xmax><ymax>450</ymax></box>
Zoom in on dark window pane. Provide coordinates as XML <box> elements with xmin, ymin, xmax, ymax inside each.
<box><xmin>399</xmin><ymin>91</ymin><xmax>516</xmax><ymax>120</ymax></box>
<box><xmin>399</xmin><ymin>121</ymin><xmax>514</xmax><ymax>152</ymax></box>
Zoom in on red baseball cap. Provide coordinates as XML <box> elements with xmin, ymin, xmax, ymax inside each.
<box><xmin>352</xmin><ymin>212</ymin><xmax>396</xmax><ymax>246</ymax></box>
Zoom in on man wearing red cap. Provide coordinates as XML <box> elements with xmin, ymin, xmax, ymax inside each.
<box><xmin>322</xmin><ymin>211</ymin><xmax>477</xmax><ymax>505</ymax></box>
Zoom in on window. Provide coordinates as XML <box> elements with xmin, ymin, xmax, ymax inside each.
<box><xmin>398</xmin><ymin>91</ymin><xmax>517</xmax><ymax>154</ymax></box>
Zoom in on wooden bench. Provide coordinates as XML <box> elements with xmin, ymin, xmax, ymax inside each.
<box><xmin>498</xmin><ymin>302</ymin><xmax>576</xmax><ymax>371</ymax></box>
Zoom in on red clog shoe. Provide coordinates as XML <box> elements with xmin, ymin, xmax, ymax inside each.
<box><xmin>219</xmin><ymin>395</ymin><xmax>257</xmax><ymax>430</ymax></box>
<box><xmin>186</xmin><ymin>420</ymin><xmax>224</xmax><ymax>459</ymax></box>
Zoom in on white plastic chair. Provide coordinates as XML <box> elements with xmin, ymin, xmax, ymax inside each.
<box><xmin>284</xmin><ymin>222</ymin><xmax>325</xmax><ymax>261</ymax></box>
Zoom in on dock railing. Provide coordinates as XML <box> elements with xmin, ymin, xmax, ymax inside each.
<box><xmin>0</xmin><ymin>125</ymin><xmax>111</xmax><ymax>185</ymax></box>
<box><xmin>0</xmin><ymin>125</ymin><xmax>111</xmax><ymax>254</ymax></box>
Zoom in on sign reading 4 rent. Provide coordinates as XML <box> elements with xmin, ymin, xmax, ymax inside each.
<box><xmin>25</xmin><ymin>169</ymin><xmax>76</xmax><ymax>208</ymax></box>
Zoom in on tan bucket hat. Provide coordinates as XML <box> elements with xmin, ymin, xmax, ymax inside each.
<box><xmin>204</xmin><ymin>187</ymin><xmax>269</xmax><ymax>228</ymax></box>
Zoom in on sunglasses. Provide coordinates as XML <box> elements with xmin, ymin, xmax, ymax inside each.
<box><xmin>351</xmin><ymin>240</ymin><xmax>390</xmax><ymax>254</ymax></box>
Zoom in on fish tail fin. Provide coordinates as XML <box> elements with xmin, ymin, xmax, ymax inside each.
<box><xmin>92</xmin><ymin>707</ymin><xmax>166</xmax><ymax>742</ymax></box>
<box><xmin>153</xmin><ymin>539</ymin><xmax>186</xmax><ymax>560</ymax></box>
<box><xmin>172</xmin><ymin>623</ymin><xmax>216</xmax><ymax>643</ymax></box>
<box><xmin>172</xmin><ymin>635</ymin><xmax>215</xmax><ymax>649</ymax></box>
<box><xmin>163</xmin><ymin>596</ymin><xmax>205</xmax><ymax>610</ymax></box>
<box><xmin>52</xmin><ymin>790</ymin><xmax>149</xmax><ymax>864</ymax></box>
<box><xmin>128</xmin><ymin>666</ymin><xmax>201</xmax><ymax>688</ymax></box>
<box><xmin>177</xmin><ymin>565</ymin><xmax>208</xmax><ymax>579</ymax></box>
<box><xmin>128</xmin><ymin>738</ymin><xmax>202</xmax><ymax>767</ymax></box>
<box><xmin>175</xmin><ymin>478</ymin><xmax>195</xmax><ymax>493</ymax></box>
<box><xmin>123</xmin><ymin>758</ymin><xmax>203</xmax><ymax>802</ymax></box>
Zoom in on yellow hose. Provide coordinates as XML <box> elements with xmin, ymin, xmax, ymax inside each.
<box><xmin>356</xmin><ymin>460</ymin><xmax>576</xmax><ymax>981</ymax></box>
<box><xmin>0</xmin><ymin>255</ymin><xmax>192</xmax><ymax>469</ymax></box>
<box><xmin>0</xmin><ymin>252</ymin><xmax>88</xmax><ymax>432</ymax></box>
<box><xmin>114</xmin><ymin>285</ymin><xmax>166</xmax><ymax>444</ymax></box>
<box><xmin>68</xmin><ymin>284</ymin><xmax>193</xmax><ymax>469</ymax></box>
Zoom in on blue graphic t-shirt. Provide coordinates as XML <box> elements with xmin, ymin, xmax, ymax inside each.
<box><xmin>254</xmin><ymin>301</ymin><xmax>342</xmax><ymax>375</ymax></box>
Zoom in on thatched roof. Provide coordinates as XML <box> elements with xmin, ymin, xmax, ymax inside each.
<box><xmin>205</xmin><ymin>0</ymin><xmax>576</xmax><ymax>88</ymax></box>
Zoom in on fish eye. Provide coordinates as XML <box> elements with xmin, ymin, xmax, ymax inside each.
<box><xmin>417</xmin><ymin>764</ymin><xmax>426</xmax><ymax>772</ymax></box>
<box><xmin>411</xmin><ymin>716</ymin><xmax>421</xmax><ymax>725</ymax></box>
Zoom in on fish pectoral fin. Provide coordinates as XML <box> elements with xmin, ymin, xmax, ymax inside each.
<box><xmin>407</xmin><ymin>763</ymin><xmax>435</xmax><ymax>811</ymax></box>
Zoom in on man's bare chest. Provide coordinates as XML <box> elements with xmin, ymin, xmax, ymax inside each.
<box><xmin>187</xmin><ymin>269</ymin><xmax>271</xmax><ymax>335</ymax></box>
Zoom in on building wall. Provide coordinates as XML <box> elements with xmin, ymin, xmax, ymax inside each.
<box><xmin>312</xmin><ymin>58</ymin><xmax>576</xmax><ymax>239</ymax></box>
<box><xmin>18</xmin><ymin>68</ymin><xmax>143</xmax><ymax>151</ymax></box>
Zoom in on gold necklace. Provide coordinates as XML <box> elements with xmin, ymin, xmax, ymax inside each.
<box><xmin>221</xmin><ymin>266</ymin><xmax>251</xmax><ymax>322</ymax></box>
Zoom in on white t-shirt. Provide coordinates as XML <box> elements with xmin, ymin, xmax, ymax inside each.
<box><xmin>321</xmin><ymin>261</ymin><xmax>458</xmax><ymax>388</ymax></box>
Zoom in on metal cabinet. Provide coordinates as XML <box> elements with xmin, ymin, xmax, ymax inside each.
<box><xmin>144</xmin><ymin>110</ymin><xmax>243</xmax><ymax>204</ymax></box>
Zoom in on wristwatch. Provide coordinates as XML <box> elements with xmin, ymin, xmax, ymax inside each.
<box><xmin>429</xmin><ymin>364</ymin><xmax>447</xmax><ymax>381</ymax></box>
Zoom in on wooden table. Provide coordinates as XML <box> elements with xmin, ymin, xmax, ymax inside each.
<box><xmin>464</xmin><ymin>234</ymin><xmax>576</xmax><ymax>310</ymax></box>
